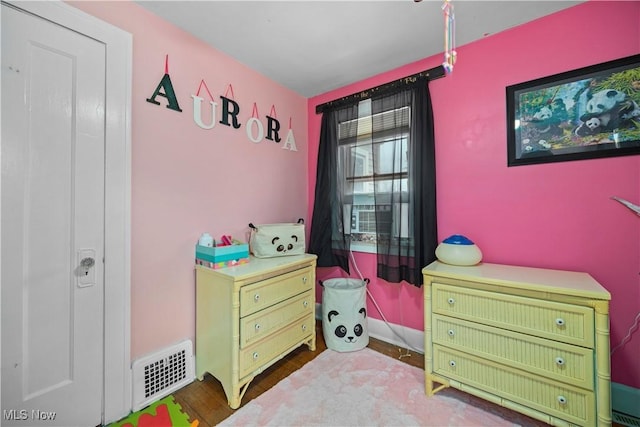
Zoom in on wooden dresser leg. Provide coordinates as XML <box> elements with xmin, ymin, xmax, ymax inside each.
<box><xmin>425</xmin><ymin>373</ymin><xmax>449</xmax><ymax>397</ymax></box>
<box><xmin>306</xmin><ymin>336</ymin><xmax>316</xmax><ymax>352</ymax></box>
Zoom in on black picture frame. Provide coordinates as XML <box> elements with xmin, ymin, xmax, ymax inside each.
<box><xmin>506</xmin><ymin>54</ymin><xmax>640</xmax><ymax>167</ymax></box>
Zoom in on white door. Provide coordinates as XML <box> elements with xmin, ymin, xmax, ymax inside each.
<box><xmin>2</xmin><ymin>3</ymin><xmax>106</xmax><ymax>426</ymax></box>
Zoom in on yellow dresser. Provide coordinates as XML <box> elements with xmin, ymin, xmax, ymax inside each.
<box><xmin>196</xmin><ymin>254</ymin><xmax>317</xmax><ymax>409</ymax></box>
<box><xmin>422</xmin><ymin>261</ymin><xmax>611</xmax><ymax>427</ymax></box>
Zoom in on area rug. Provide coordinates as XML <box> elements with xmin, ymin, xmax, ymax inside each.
<box><xmin>108</xmin><ymin>395</ymin><xmax>198</xmax><ymax>427</ymax></box>
<box><xmin>219</xmin><ymin>348</ymin><xmax>548</xmax><ymax>427</ymax></box>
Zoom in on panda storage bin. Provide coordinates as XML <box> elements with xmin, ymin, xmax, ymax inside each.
<box><xmin>321</xmin><ymin>278</ymin><xmax>369</xmax><ymax>352</ymax></box>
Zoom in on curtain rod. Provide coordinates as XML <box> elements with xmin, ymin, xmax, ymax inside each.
<box><xmin>315</xmin><ymin>65</ymin><xmax>445</xmax><ymax>114</ymax></box>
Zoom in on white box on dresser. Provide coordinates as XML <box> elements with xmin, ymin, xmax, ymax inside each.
<box><xmin>423</xmin><ymin>261</ymin><xmax>611</xmax><ymax>427</ymax></box>
<box><xmin>195</xmin><ymin>254</ymin><xmax>317</xmax><ymax>409</ymax></box>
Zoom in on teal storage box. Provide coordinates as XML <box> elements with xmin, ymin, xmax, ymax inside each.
<box><xmin>195</xmin><ymin>243</ymin><xmax>249</xmax><ymax>263</ymax></box>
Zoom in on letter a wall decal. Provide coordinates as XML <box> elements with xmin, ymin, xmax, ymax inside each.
<box><xmin>146</xmin><ymin>55</ymin><xmax>182</xmax><ymax>112</ymax></box>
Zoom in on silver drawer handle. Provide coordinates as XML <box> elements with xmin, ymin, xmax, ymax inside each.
<box><xmin>555</xmin><ymin>357</ymin><xmax>565</xmax><ymax>366</ymax></box>
<box><xmin>557</xmin><ymin>395</ymin><xmax>567</xmax><ymax>405</ymax></box>
<box><xmin>448</xmin><ymin>329</ymin><xmax>455</xmax><ymax>337</ymax></box>
<box><xmin>449</xmin><ymin>360</ymin><xmax>456</xmax><ymax>367</ymax></box>
<box><xmin>252</xmin><ymin>352</ymin><xmax>259</xmax><ymax>360</ymax></box>
<box><xmin>555</xmin><ymin>318</ymin><xmax>565</xmax><ymax>327</ymax></box>
<box><xmin>302</xmin><ymin>276</ymin><xmax>307</xmax><ymax>283</ymax></box>
<box><xmin>303</xmin><ymin>300</ymin><xmax>309</xmax><ymax>308</ymax></box>
<box><xmin>301</xmin><ymin>324</ymin><xmax>307</xmax><ymax>331</ymax></box>
<box><xmin>447</xmin><ymin>297</ymin><xmax>455</xmax><ymax>305</ymax></box>
<box><xmin>254</xmin><ymin>293</ymin><xmax>260</xmax><ymax>302</ymax></box>
<box><xmin>254</xmin><ymin>323</ymin><xmax>261</xmax><ymax>332</ymax></box>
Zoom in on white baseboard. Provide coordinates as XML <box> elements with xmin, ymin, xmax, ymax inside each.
<box><xmin>315</xmin><ymin>303</ymin><xmax>424</xmax><ymax>354</ymax></box>
<box><xmin>367</xmin><ymin>317</ymin><xmax>425</xmax><ymax>354</ymax></box>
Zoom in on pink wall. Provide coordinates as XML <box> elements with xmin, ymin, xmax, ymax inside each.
<box><xmin>308</xmin><ymin>1</ymin><xmax>640</xmax><ymax>388</ymax></box>
<box><xmin>69</xmin><ymin>1</ymin><xmax>309</xmax><ymax>360</ymax></box>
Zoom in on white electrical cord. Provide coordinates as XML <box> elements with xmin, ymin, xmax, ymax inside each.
<box><xmin>348</xmin><ymin>249</ymin><xmax>423</xmax><ymax>354</ymax></box>
<box><xmin>610</xmin><ymin>311</ymin><xmax>640</xmax><ymax>356</ymax></box>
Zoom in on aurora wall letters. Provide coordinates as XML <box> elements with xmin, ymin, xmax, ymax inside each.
<box><xmin>146</xmin><ymin>69</ymin><xmax>298</xmax><ymax>151</ymax></box>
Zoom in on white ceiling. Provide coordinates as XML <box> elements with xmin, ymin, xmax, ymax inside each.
<box><xmin>134</xmin><ymin>0</ymin><xmax>584</xmax><ymax>98</ymax></box>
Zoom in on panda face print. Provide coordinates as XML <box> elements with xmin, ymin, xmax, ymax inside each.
<box><xmin>532</xmin><ymin>106</ymin><xmax>552</xmax><ymax>121</ymax></box>
<box><xmin>575</xmin><ymin>114</ymin><xmax>604</xmax><ymax>137</ymax></box>
<box><xmin>271</xmin><ymin>235</ymin><xmax>298</xmax><ymax>253</ymax></box>
<box><xmin>585</xmin><ymin>116</ymin><xmax>602</xmax><ymax>131</ymax></box>
<box><xmin>327</xmin><ymin>308</ymin><xmax>366</xmax><ymax>344</ymax></box>
<box><xmin>586</xmin><ymin>89</ymin><xmax>626</xmax><ymax>114</ymax></box>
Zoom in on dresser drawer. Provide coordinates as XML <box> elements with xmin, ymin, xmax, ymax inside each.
<box><xmin>432</xmin><ymin>283</ymin><xmax>595</xmax><ymax>348</ymax></box>
<box><xmin>432</xmin><ymin>314</ymin><xmax>594</xmax><ymax>389</ymax></box>
<box><xmin>239</xmin><ymin>314</ymin><xmax>314</xmax><ymax>379</ymax></box>
<box><xmin>240</xmin><ymin>290</ymin><xmax>313</xmax><ymax>348</ymax></box>
<box><xmin>433</xmin><ymin>345</ymin><xmax>595</xmax><ymax>426</ymax></box>
<box><xmin>240</xmin><ymin>267</ymin><xmax>313</xmax><ymax>317</ymax></box>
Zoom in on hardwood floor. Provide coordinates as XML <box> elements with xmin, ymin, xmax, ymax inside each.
<box><xmin>172</xmin><ymin>320</ymin><xmax>423</xmax><ymax>427</ymax></box>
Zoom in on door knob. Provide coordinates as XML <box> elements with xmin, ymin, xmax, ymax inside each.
<box><xmin>80</xmin><ymin>257</ymin><xmax>95</xmax><ymax>273</ymax></box>
<box><xmin>77</xmin><ymin>249</ymin><xmax>97</xmax><ymax>287</ymax></box>
<box><xmin>80</xmin><ymin>257</ymin><xmax>95</xmax><ymax>268</ymax></box>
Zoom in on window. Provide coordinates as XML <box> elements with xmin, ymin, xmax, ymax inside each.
<box><xmin>309</xmin><ymin>80</ymin><xmax>436</xmax><ymax>285</ymax></box>
<box><xmin>338</xmin><ymin>99</ymin><xmax>411</xmax><ymax>253</ymax></box>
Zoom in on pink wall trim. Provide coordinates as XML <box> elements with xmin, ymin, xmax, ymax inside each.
<box><xmin>308</xmin><ymin>1</ymin><xmax>640</xmax><ymax>388</ymax></box>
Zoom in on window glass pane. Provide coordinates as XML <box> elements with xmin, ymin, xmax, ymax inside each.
<box><xmin>351</xmin><ymin>145</ymin><xmax>372</xmax><ymax>178</ymax></box>
<box><xmin>359</xmin><ymin>98</ymin><xmax>372</xmax><ymax>116</ymax></box>
<box><xmin>340</xmin><ymin>144</ymin><xmax>374</xmax><ymax>194</ymax></box>
<box><xmin>374</xmin><ymin>179</ymin><xmax>407</xmax><ymax>194</ymax></box>
<box><xmin>377</xmin><ymin>136</ymin><xmax>407</xmax><ymax>175</ymax></box>
<box><xmin>337</xmin><ymin>103</ymin><xmax>408</xmax><ymax>141</ymax></box>
<box><xmin>340</xmin><ymin>138</ymin><xmax>407</xmax><ymax>180</ymax></box>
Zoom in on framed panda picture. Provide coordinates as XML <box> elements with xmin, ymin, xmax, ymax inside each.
<box><xmin>506</xmin><ymin>53</ymin><xmax>640</xmax><ymax>166</ymax></box>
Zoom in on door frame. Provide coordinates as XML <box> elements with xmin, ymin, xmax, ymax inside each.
<box><xmin>1</xmin><ymin>1</ymin><xmax>132</xmax><ymax>423</ymax></box>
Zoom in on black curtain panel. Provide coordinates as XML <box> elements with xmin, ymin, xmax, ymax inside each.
<box><xmin>411</xmin><ymin>80</ymin><xmax>438</xmax><ymax>285</ymax></box>
<box><xmin>308</xmin><ymin>105</ymin><xmax>359</xmax><ymax>273</ymax></box>
<box><xmin>372</xmin><ymin>79</ymin><xmax>437</xmax><ymax>286</ymax></box>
